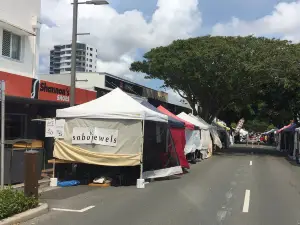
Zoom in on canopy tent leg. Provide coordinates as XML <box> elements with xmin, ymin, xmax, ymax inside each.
<box><xmin>284</xmin><ymin>133</ymin><xmax>287</xmax><ymax>152</ymax></box>
<box><xmin>50</xmin><ymin>159</ymin><xmax>58</xmax><ymax>187</ymax></box>
<box><xmin>139</xmin><ymin>120</ymin><xmax>145</xmax><ymax>179</ymax></box>
<box><xmin>136</xmin><ymin>120</ymin><xmax>146</xmax><ymax>189</ymax></box>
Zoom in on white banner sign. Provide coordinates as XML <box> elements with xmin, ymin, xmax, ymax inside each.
<box><xmin>72</xmin><ymin>127</ymin><xmax>118</xmax><ymax>147</ymax></box>
<box><xmin>45</xmin><ymin>119</ymin><xmax>56</xmax><ymax>137</ymax></box>
<box><xmin>55</xmin><ymin>119</ymin><xmax>65</xmax><ymax>138</ymax></box>
<box><xmin>45</xmin><ymin>119</ymin><xmax>65</xmax><ymax>138</ymax></box>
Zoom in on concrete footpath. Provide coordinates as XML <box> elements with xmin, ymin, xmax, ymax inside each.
<box><xmin>22</xmin><ymin>145</ymin><xmax>300</xmax><ymax>225</ymax></box>
<box><xmin>0</xmin><ymin>203</ymin><xmax>48</xmax><ymax>225</ymax></box>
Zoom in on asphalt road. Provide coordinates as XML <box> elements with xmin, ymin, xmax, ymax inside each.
<box><xmin>23</xmin><ymin>145</ymin><xmax>300</xmax><ymax>225</ymax></box>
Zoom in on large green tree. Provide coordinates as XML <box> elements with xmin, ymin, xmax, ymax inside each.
<box><xmin>131</xmin><ymin>36</ymin><xmax>300</xmax><ymax>123</ymax></box>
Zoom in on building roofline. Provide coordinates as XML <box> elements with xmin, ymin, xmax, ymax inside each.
<box><xmin>40</xmin><ymin>72</ymin><xmax>167</xmax><ymax>95</ymax></box>
<box><xmin>39</xmin><ymin>72</ymin><xmax>194</xmax><ymax>110</ymax></box>
<box><xmin>0</xmin><ymin>19</ymin><xmax>36</xmax><ymax>36</ymax></box>
<box><xmin>97</xmin><ymin>72</ymin><xmax>167</xmax><ymax>95</ymax></box>
<box><xmin>51</xmin><ymin>42</ymin><xmax>98</xmax><ymax>49</ymax></box>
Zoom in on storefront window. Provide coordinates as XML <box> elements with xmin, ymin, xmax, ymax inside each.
<box><xmin>0</xmin><ymin>114</ymin><xmax>27</xmax><ymax>140</ymax></box>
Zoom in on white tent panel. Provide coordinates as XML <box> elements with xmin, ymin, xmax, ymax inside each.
<box><xmin>184</xmin><ymin>129</ymin><xmax>200</xmax><ymax>154</ymax></box>
<box><xmin>54</xmin><ymin>118</ymin><xmax>143</xmax><ymax>166</ymax></box>
<box><xmin>143</xmin><ymin>166</ymin><xmax>183</xmax><ymax>179</ymax></box>
<box><xmin>276</xmin><ymin>133</ymin><xmax>281</xmax><ymax>151</ymax></box>
<box><xmin>239</xmin><ymin>129</ymin><xmax>248</xmax><ymax>136</ymax></box>
<box><xmin>177</xmin><ymin>112</ymin><xmax>211</xmax><ymax>150</ymax></box>
<box><xmin>189</xmin><ymin>114</ymin><xmax>222</xmax><ymax>149</ymax></box>
<box><xmin>56</xmin><ymin>88</ymin><xmax>168</xmax><ymax>123</ymax></box>
<box><xmin>200</xmin><ymin>129</ymin><xmax>211</xmax><ymax>150</ymax></box>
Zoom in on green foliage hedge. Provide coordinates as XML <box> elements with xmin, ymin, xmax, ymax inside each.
<box><xmin>0</xmin><ymin>188</ymin><xmax>39</xmax><ymax>220</ymax></box>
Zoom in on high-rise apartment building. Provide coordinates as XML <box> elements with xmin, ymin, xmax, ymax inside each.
<box><xmin>49</xmin><ymin>43</ymin><xmax>97</xmax><ymax>74</ymax></box>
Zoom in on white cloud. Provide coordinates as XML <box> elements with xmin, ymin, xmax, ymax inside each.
<box><xmin>96</xmin><ymin>53</ymin><xmax>146</xmax><ymax>83</ymax></box>
<box><xmin>212</xmin><ymin>1</ymin><xmax>300</xmax><ymax>41</ymax></box>
<box><xmin>39</xmin><ymin>0</ymin><xmax>202</xmax><ymax>81</ymax></box>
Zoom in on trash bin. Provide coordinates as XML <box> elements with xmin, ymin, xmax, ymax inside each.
<box><xmin>0</xmin><ymin>148</ymin><xmax>42</xmax><ymax>185</ymax></box>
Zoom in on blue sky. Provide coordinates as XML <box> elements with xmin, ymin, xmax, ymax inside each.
<box><xmin>110</xmin><ymin>0</ymin><xmax>294</xmax><ymax>33</ymax></box>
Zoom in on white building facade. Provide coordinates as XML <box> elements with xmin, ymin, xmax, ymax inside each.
<box><xmin>49</xmin><ymin>43</ymin><xmax>98</xmax><ymax>74</ymax></box>
<box><xmin>0</xmin><ymin>0</ymin><xmax>41</xmax><ymax>78</ymax></box>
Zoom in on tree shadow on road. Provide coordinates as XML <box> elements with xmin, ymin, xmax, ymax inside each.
<box><xmin>214</xmin><ymin>144</ymin><xmax>300</xmax><ymax>170</ymax></box>
<box><xmin>40</xmin><ymin>185</ymin><xmax>99</xmax><ymax>200</ymax></box>
<box><xmin>214</xmin><ymin>145</ymin><xmax>285</xmax><ymax>158</ymax></box>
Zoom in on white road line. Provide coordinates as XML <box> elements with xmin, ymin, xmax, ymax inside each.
<box><xmin>52</xmin><ymin>205</ymin><xmax>95</xmax><ymax>213</ymax></box>
<box><xmin>242</xmin><ymin>190</ymin><xmax>251</xmax><ymax>213</ymax></box>
<box><xmin>249</xmin><ymin>161</ymin><xmax>252</xmax><ymax>166</ymax></box>
<box><xmin>79</xmin><ymin>205</ymin><xmax>95</xmax><ymax>212</ymax></box>
<box><xmin>52</xmin><ymin>208</ymin><xmax>80</xmax><ymax>212</ymax></box>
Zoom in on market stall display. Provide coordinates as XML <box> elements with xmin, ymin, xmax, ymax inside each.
<box><xmin>55</xmin><ymin>88</ymin><xmax>182</xmax><ymax>181</ymax></box>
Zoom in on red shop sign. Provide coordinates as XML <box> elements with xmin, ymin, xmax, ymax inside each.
<box><xmin>31</xmin><ymin>79</ymin><xmax>96</xmax><ymax>104</ymax></box>
<box><xmin>0</xmin><ymin>71</ymin><xmax>32</xmax><ymax>98</ymax></box>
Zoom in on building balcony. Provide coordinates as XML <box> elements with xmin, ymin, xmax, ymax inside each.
<box><xmin>60</xmin><ymin>55</ymin><xmax>71</xmax><ymax>59</ymax></box>
<box><xmin>76</xmin><ymin>54</ymin><xmax>86</xmax><ymax>57</ymax></box>
<box><xmin>76</xmin><ymin>67</ymin><xmax>85</xmax><ymax>72</ymax></box>
<box><xmin>76</xmin><ymin>58</ymin><xmax>86</xmax><ymax>62</ymax></box>
<box><xmin>60</xmin><ymin>58</ymin><xmax>71</xmax><ymax>63</ymax></box>
<box><xmin>59</xmin><ymin>64</ymin><xmax>71</xmax><ymax>69</ymax></box>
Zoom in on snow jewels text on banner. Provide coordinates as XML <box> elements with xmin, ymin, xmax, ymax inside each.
<box><xmin>72</xmin><ymin>127</ymin><xmax>119</xmax><ymax>147</ymax></box>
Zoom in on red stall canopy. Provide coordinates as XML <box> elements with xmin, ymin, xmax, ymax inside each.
<box><xmin>157</xmin><ymin>106</ymin><xmax>195</xmax><ymax>130</ymax></box>
<box><xmin>157</xmin><ymin>106</ymin><xmax>192</xmax><ymax>169</ymax></box>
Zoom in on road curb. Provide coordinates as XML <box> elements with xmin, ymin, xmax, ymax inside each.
<box><xmin>0</xmin><ymin>203</ymin><xmax>49</xmax><ymax>225</ymax></box>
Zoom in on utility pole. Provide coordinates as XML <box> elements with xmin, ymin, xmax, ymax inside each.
<box><xmin>0</xmin><ymin>81</ymin><xmax>5</xmax><ymax>189</ymax></box>
<box><xmin>69</xmin><ymin>0</ymin><xmax>109</xmax><ymax>106</ymax></box>
<box><xmin>70</xmin><ymin>0</ymin><xmax>78</xmax><ymax>107</ymax></box>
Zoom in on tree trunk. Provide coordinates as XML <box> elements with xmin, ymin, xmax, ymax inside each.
<box><xmin>198</xmin><ymin>106</ymin><xmax>212</xmax><ymax>122</ymax></box>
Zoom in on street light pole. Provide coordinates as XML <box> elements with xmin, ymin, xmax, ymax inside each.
<box><xmin>70</xmin><ymin>0</ymin><xmax>78</xmax><ymax>107</ymax></box>
<box><xmin>0</xmin><ymin>81</ymin><xmax>5</xmax><ymax>189</ymax></box>
<box><xmin>69</xmin><ymin>0</ymin><xmax>108</xmax><ymax>107</ymax></box>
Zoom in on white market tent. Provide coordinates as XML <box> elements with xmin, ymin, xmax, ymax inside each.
<box><xmin>57</xmin><ymin>88</ymin><xmax>167</xmax><ymax>122</ymax></box>
<box><xmin>189</xmin><ymin>114</ymin><xmax>222</xmax><ymax>149</ymax></box>
<box><xmin>54</xmin><ymin>88</ymin><xmax>183</xmax><ymax>180</ymax></box>
<box><xmin>239</xmin><ymin>129</ymin><xmax>248</xmax><ymax>136</ymax></box>
<box><xmin>293</xmin><ymin>128</ymin><xmax>300</xmax><ymax>161</ymax></box>
<box><xmin>177</xmin><ymin>112</ymin><xmax>211</xmax><ymax>150</ymax></box>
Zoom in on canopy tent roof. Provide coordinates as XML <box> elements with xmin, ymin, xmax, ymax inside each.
<box><xmin>139</xmin><ymin>101</ymin><xmax>185</xmax><ymax>128</ymax></box>
<box><xmin>263</xmin><ymin>128</ymin><xmax>277</xmax><ymax>135</ymax></box>
<box><xmin>177</xmin><ymin>112</ymin><xmax>209</xmax><ymax>130</ymax></box>
<box><xmin>216</xmin><ymin>121</ymin><xmax>231</xmax><ymax>131</ymax></box>
<box><xmin>56</xmin><ymin>88</ymin><xmax>168</xmax><ymax>122</ymax></box>
<box><xmin>188</xmin><ymin>114</ymin><xmax>210</xmax><ymax>129</ymax></box>
<box><xmin>278</xmin><ymin>123</ymin><xmax>297</xmax><ymax>133</ymax></box>
<box><xmin>157</xmin><ymin>106</ymin><xmax>196</xmax><ymax>130</ymax></box>
<box><xmin>211</xmin><ymin>121</ymin><xmax>226</xmax><ymax>131</ymax></box>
